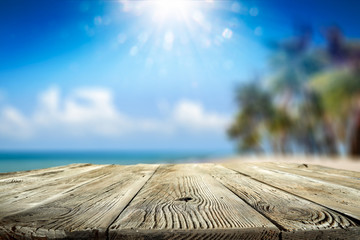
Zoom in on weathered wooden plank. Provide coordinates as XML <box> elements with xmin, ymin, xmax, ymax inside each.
<box><xmin>0</xmin><ymin>163</ymin><xmax>104</xmax><ymax>195</ymax></box>
<box><xmin>292</xmin><ymin>161</ymin><xmax>360</xmax><ymax>178</ymax></box>
<box><xmin>203</xmin><ymin>164</ymin><xmax>359</xmax><ymax>239</ymax></box>
<box><xmin>0</xmin><ymin>164</ymin><xmax>158</xmax><ymax>240</ymax></box>
<box><xmin>0</xmin><ymin>164</ymin><xmax>108</xmax><ymax>218</ymax></box>
<box><xmin>223</xmin><ymin>162</ymin><xmax>360</xmax><ymax>221</ymax></box>
<box><xmin>113</xmin><ymin>228</ymin><xmax>276</xmax><ymax>240</ymax></box>
<box><xmin>251</xmin><ymin>162</ymin><xmax>360</xmax><ymax>190</ymax></box>
<box><xmin>281</xmin><ymin>227</ymin><xmax>360</xmax><ymax>240</ymax></box>
<box><xmin>0</xmin><ymin>163</ymin><xmax>94</xmax><ymax>180</ymax></box>
<box><xmin>109</xmin><ymin>164</ymin><xmax>279</xmax><ymax>240</ymax></box>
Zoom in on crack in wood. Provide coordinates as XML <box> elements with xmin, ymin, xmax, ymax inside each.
<box><xmin>0</xmin><ymin>162</ymin><xmax>359</xmax><ymax>239</ymax></box>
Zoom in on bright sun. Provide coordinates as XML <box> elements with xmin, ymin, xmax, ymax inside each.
<box><xmin>150</xmin><ymin>0</ymin><xmax>197</xmax><ymax>21</ymax></box>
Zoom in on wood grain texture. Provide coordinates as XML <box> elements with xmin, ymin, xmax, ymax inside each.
<box><xmin>284</xmin><ymin>161</ymin><xmax>360</xmax><ymax>179</ymax></box>
<box><xmin>0</xmin><ymin>164</ymin><xmax>108</xmax><ymax>218</ymax></box>
<box><xmin>1</xmin><ymin>162</ymin><xmax>359</xmax><ymax>240</ymax></box>
<box><xmin>252</xmin><ymin>162</ymin><xmax>360</xmax><ymax>190</ymax></box>
<box><xmin>0</xmin><ymin>164</ymin><xmax>158</xmax><ymax>240</ymax></box>
<box><xmin>113</xmin><ymin>228</ymin><xmax>277</xmax><ymax>240</ymax></box>
<box><xmin>109</xmin><ymin>164</ymin><xmax>279</xmax><ymax>240</ymax></box>
<box><xmin>223</xmin><ymin>162</ymin><xmax>360</xmax><ymax>221</ymax></box>
<box><xmin>281</xmin><ymin>227</ymin><xmax>360</xmax><ymax>240</ymax></box>
<box><xmin>0</xmin><ymin>163</ymin><xmax>103</xmax><ymax>197</ymax></box>
<box><xmin>113</xmin><ymin>227</ymin><xmax>360</xmax><ymax>240</ymax></box>
<box><xmin>202</xmin><ymin>164</ymin><xmax>359</xmax><ymax>238</ymax></box>
<box><xmin>0</xmin><ymin>163</ymin><xmax>91</xmax><ymax>180</ymax></box>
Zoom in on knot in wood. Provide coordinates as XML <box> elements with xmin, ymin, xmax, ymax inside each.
<box><xmin>176</xmin><ymin>197</ymin><xmax>192</xmax><ymax>202</ymax></box>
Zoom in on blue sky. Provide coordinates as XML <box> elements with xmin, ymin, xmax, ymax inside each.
<box><xmin>0</xmin><ymin>0</ymin><xmax>359</xmax><ymax>151</ymax></box>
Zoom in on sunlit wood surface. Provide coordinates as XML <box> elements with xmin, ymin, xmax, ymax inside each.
<box><xmin>0</xmin><ymin>162</ymin><xmax>359</xmax><ymax>240</ymax></box>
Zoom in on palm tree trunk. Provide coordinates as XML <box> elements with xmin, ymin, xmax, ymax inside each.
<box><xmin>322</xmin><ymin>118</ymin><xmax>338</xmax><ymax>155</ymax></box>
<box><xmin>348</xmin><ymin>108</ymin><xmax>360</xmax><ymax>156</ymax></box>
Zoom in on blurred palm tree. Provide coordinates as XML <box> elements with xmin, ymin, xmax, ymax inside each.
<box><xmin>265</xmin><ymin>25</ymin><xmax>336</xmax><ymax>154</ymax></box>
<box><xmin>228</xmin><ymin>82</ymin><xmax>273</xmax><ymax>153</ymax></box>
<box><xmin>311</xmin><ymin>68</ymin><xmax>360</xmax><ymax>155</ymax></box>
<box><xmin>310</xmin><ymin>26</ymin><xmax>360</xmax><ymax>156</ymax></box>
<box><xmin>228</xmin><ymin>25</ymin><xmax>345</xmax><ymax>156</ymax></box>
<box><xmin>228</xmin><ymin>81</ymin><xmax>295</xmax><ymax>154</ymax></box>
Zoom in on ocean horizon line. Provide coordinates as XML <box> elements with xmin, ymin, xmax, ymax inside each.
<box><xmin>0</xmin><ymin>150</ymin><xmax>235</xmax><ymax>173</ymax></box>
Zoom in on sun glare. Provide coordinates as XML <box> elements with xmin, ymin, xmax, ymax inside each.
<box><xmin>119</xmin><ymin>0</ymin><xmax>217</xmax><ymax>51</ymax></box>
<box><xmin>150</xmin><ymin>0</ymin><xmax>197</xmax><ymax>21</ymax></box>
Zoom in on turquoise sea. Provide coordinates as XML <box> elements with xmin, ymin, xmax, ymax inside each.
<box><xmin>0</xmin><ymin>151</ymin><xmax>233</xmax><ymax>173</ymax></box>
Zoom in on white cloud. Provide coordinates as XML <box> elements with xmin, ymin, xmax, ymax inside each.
<box><xmin>33</xmin><ymin>87</ymin><xmax>129</xmax><ymax>137</ymax></box>
<box><xmin>0</xmin><ymin>87</ymin><xmax>230</xmax><ymax>140</ymax></box>
<box><xmin>173</xmin><ymin>100</ymin><xmax>230</xmax><ymax>131</ymax></box>
<box><xmin>0</xmin><ymin>106</ymin><xmax>32</xmax><ymax>139</ymax></box>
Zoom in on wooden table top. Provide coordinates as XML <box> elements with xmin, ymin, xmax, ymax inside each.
<box><xmin>0</xmin><ymin>162</ymin><xmax>359</xmax><ymax>240</ymax></box>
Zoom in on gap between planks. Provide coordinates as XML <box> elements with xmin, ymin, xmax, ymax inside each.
<box><xmin>104</xmin><ymin>164</ymin><xmax>161</xmax><ymax>240</ymax></box>
<box><xmin>1</xmin><ymin>163</ymin><xmax>360</xmax><ymax>240</ymax></box>
<box><xmin>222</xmin><ymin>162</ymin><xmax>360</xmax><ymax>222</ymax></box>
<box><xmin>108</xmin><ymin>164</ymin><xmax>279</xmax><ymax>240</ymax></box>
<box><xmin>249</xmin><ymin>162</ymin><xmax>360</xmax><ymax>190</ymax></box>
<box><xmin>0</xmin><ymin>164</ymin><xmax>159</xmax><ymax>239</ymax></box>
<box><xmin>207</xmin><ymin>164</ymin><xmax>360</xmax><ymax>240</ymax></box>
